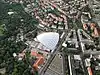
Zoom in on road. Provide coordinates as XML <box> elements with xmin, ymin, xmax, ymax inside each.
<box><xmin>39</xmin><ymin>30</ymin><xmax>69</xmax><ymax>75</ymax></box>
<box><xmin>63</xmin><ymin>29</ymin><xmax>94</xmax><ymax>75</ymax></box>
<box><xmin>44</xmin><ymin>52</ymin><xmax>64</xmax><ymax>75</ymax></box>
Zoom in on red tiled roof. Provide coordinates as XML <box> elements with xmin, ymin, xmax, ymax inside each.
<box><xmin>31</xmin><ymin>51</ymin><xmax>44</xmax><ymax>70</ymax></box>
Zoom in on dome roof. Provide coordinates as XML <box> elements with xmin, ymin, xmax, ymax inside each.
<box><xmin>37</xmin><ymin>32</ymin><xmax>59</xmax><ymax>50</ymax></box>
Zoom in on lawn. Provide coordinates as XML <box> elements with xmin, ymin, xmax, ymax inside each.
<box><xmin>0</xmin><ymin>25</ymin><xmax>4</xmax><ymax>35</ymax></box>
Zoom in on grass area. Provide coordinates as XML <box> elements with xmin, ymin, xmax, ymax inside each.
<box><xmin>0</xmin><ymin>25</ymin><xmax>4</xmax><ymax>35</ymax></box>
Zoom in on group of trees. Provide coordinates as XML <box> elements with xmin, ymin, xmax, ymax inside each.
<box><xmin>0</xmin><ymin>0</ymin><xmax>39</xmax><ymax>75</ymax></box>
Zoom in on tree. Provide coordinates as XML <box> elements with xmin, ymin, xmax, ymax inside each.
<box><xmin>0</xmin><ymin>1</ymin><xmax>39</xmax><ymax>75</ymax></box>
